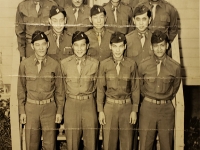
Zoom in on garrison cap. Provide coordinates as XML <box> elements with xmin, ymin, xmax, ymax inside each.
<box><xmin>31</xmin><ymin>30</ymin><xmax>48</xmax><ymax>43</ymax></box>
<box><xmin>134</xmin><ymin>4</ymin><xmax>150</xmax><ymax>17</ymax></box>
<box><xmin>151</xmin><ymin>30</ymin><xmax>168</xmax><ymax>44</ymax></box>
<box><xmin>90</xmin><ymin>5</ymin><xmax>106</xmax><ymax>16</ymax></box>
<box><xmin>49</xmin><ymin>5</ymin><xmax>67</xmax><ymax>18</ymax></box>
<box><xmin>72</xmin><ymin>31</ymin><xmax>89</xmax><ymax>44</ymax></box>
<box><xmin>110</xmin><ymin>32</ymin><xmax>127</xmax><ymax>44</ymax></box>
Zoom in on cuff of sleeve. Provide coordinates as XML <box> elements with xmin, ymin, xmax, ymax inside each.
<box><xmin>57</xmin><ymin>106</ymin><xmax>63</xmax><ymax>115</ymax></box>
<box><xmin>132</xmin><ymin>104</ymin><xmax>138</xmax><ymax>112</ymax></box>
<box><xmin>97</xmin><ymin>104</ymin><xmax>103</xmax><ymax>112</ymax></box>
<box><xmin>19</xmin><ymin>106</ymin><xmax>25</xmax><ymax>114</ymax></box>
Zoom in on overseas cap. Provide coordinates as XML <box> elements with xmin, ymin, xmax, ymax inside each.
<box><xmin>90</xmin><ymin>5</ymin><xmax>106</xmax><ymax>16</ymax></box>
<box><xmin>134</xmin><ymin>4</ymin><xmax>150</xmax><ymax>17</ymax></box>
<box><xmin>110</xmin><ymin>32</ymin><xmax>127</xmax><ymax>44</ymax></box>
<box><xmin>31</xmin><ymin>30</ymin><xmax>48</xmax><ymax>43</ymax></box>
<box><xmin>151</xmin><ymin>30</ymin><xmax>168</xmax><ymax>44</ymax></box>
<box><xmin>72</xmin><ymin>31</ymin><xmax>89</xmax><ymax>44</ymax></box>
<box><xmin>49</xmin><ymin>5</ymin><xmax>67</xmax><ymax>18</ymax></box>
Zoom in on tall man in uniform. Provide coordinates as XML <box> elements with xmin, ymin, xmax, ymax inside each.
<box><xmin>126</xmin><ymin>4</ymin><xmax>152</xmax><ymax>65</ymax></box>
<box><xmin>61</xmin><ymin>31</ymin><xmax>99</xmax><ymax>150</ymax></box>
<box><xmin>15</xmin><ymin>0</ymin><xmax>57</xmax><ymax>60</ymax></box>
<box><xmin>17</xmin><ymin>31</ymin><xmax>64</xmax><ymax>150</ymax></box>
<box><xmin>46</xmin><ymin>5</ymin><xmax>73</xmax><ymax>62</ymax></box>
<box><xmin>85</xmin><ymin>5</ymin><xmax>114</xmax><ymax>62</ymax></box>
<box><xmin>64</xmin><ymin>0</ymin><xmax>91</xmax><ymax>34</ymax></box>
<box><xmin>138</xmin><ymin>30</ymin><xmax>181</xmax><ymax>150</ymax></box>
<box><xmin>103</xmin><ymin>0</ymin><xmax>133</xmax><ymax>34</ymax></box>
<box><xmin>140</xmin><ymin>0</ymin><xmax>179</xmax><ymax>43</ymax></box>
<box><xmin>97</xmin><ymin>32</ymin><xmax>140</xmax><ymax>150</ymax></box>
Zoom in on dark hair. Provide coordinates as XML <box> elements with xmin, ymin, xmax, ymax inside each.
<box><xmin>72</xmin><ymin>31</ymin><xmax>89</xmax><ymax>44</ymax></box>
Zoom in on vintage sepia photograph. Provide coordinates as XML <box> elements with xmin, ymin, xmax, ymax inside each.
<box><xmin>0</xmin><ymin>0</ymin><xmax>199</xmax><ymax>150</ymax></box>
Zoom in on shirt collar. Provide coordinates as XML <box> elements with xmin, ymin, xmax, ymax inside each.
<box><xmin>33</xmin><ymin>0</ymin><xmax>44</xmax><ymax>8</ymax></box>
<box><xmin>149</xmin><ymin>0</ymin><xmax>164</xmax><ymax>8</ymax></box>
<box><xmin>111</xmin><ymin>56</ymin><xmax>125</xmax><ymax>64</ymax></box>
<box><xmin>137</xmin><ymin>29</ymin><xmax>149</xmax><ymax>39</ymax></box>
<box><xmin>52</xmin><ymin>29</ymin><xmax>64</xmax><ymax>39</ymax></box>
<box><xmin>74</xmin><ymin>55</ymin><xmax>87</xmax><ymax>65</ymax></box>
<box><xmin>72</xmin><ymin>4</ymin><xmax>84</xmax><ymax>13</ymax></box>
<box><xmin>111</xmin><ymin>2</ymin><xmax>121</xmax><ymax>12</ymax></box>
<box><xmin>93</xmin><ymin>27</ymin><xmax>105</xmax><ymax>37</ymax></box>
<box><xmin>34</xmin><ymin>55</ymin><xmax>47</xmax><ymax>66</ymax></box>
<box><xmin>153</xmin><ymin>54</ymin><xmax>167</xmax><ymax>66</ymax></box>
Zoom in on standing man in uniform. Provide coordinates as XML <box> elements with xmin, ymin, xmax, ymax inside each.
<box><xmin>126</xmin><ymin>4</ymin><xmax>152</xmax><ymax>65</ymax></box>
<box><xmin>103</xmin><ymin>0</ymin><xmax>133</xmax><ymax>34</ymax></box>
<box><xmin>138</xmin><ymin>30</ymin><xmax>181</xmax><ymax>150</ymax></box>
<box><xmin>15</xmin><ymin>0</ymin><xmax>57</xmax><ymax>60</ymax></box>
<box><xmin>61</xmin><ymin>31</ymin><xmax>99</xmax><ymax>150</ymax></box>
<box><xmin>46</xmin><ymin>5</ymin><xmax>73</xmax><ymax>62</ymax></box>
<box><xmin>64</xmin><ymin>0</ymin><xmax>91</xmax><ymax>34</ymax></box>
<box><xmin>140</xmin><ymin>0</ymin><xmax>179</xmax><ymax>43</ymax></box>
<box><xmin>97</xmin><ymin>32</ymin><xmax>140</xmax><ymax>150</ymax></box>
<box><xmin>17</xmin><ymin>31</ymin><xmax>64</xmax><ymax>150</ymax></box>
<box><xmin>85</xmin><ymin>5</ymin><xmax>114</xmax><ymax>62</ymax></box>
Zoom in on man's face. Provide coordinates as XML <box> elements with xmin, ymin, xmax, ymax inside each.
<box><xmin>133</xmin><ymin>12</ymin><xmax>151</xmax><ymax>32</ymax></box>
<box><xmin>49</xmin><ymin>13</ymin><xmax>66</xmax><ymax>34</ymax></box>
<box><xmin>110</xmin><ymin>42</ymin><xmax>126</xmax><ymax>59</ymax></box>
<box><xmin>90</xmin><ymin>12</ymin><xmax>106</xmax><ymax>29</ymax></box>
<box><xmin>152</xmin><ymin>40</ymin><xmax>168</xmax><ymax>58</ymax></box>
<box><xmin>72</xmin><ymin>0</ymin><xmax>83</xmax><ymax>7</ymax></box>
<box><xmin>111</xmin><ymin>0</ymin><xmax>120</xmax><ymax>6</ymax></box>
<box><xmin>72</xmin><ymin>39</ymin><xmax>89</xmax><ymax>58</ymax></box>
<box><xmin>31</xmin><ymin>39</ymin><xmax>49</xmax><ymax>58</ymax></box>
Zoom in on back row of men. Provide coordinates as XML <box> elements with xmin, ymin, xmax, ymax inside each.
<box><xmin>16</xmin><ymin>0</ymin><xmax>179</xmax><ymax>61</ymax></box>
<box><xmin>17</xmin><ymin>1</ymin><xmax>181</xmax><ymax>150</ymax></box>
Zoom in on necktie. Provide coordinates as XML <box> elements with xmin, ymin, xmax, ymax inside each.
<box><xmin>74</xmin><ymin>8</ymin><xmax>79</xmax><ymax>21</ymax></box>
<box><xmin>152</xmin><ymin>4</ymin><xmax>157</xmax><ymax>20</ymax></box>
<box><xmin>36</xmin><ymin>2</ymin><xmax>40</xmax><ymax>13</ymax></box>
<box><xmin>37</xmin><ymin>60</ymin><xmax>42</xmax><ymax>73</ymax></box>
<box><xmin>140</xmin><ymin>34</ymin><xmax>145</xmax><ymax>47</ymax></box>
<box><xmin>77</xmin><ymin>60</ymin><xmax>81</xmax><ymax>74</ymax></box>
<box><xmin>114</xmin><ymin>7</ymin><xmax>117</xmax><ymax>23</ymax></box>
<box><xmin>157</xmin><ymin>60</ymin><xmax>162</xmax><ymax>76</ymax></box>
<box><xmin>116</xmin><ymin>61</ymin><xmax>120</xmax><ymax>75</ymax></box>
<box><xmin>56</xmin><ymin>35</ymin><xmax>60</xmax><ymax>48</ymax></box>
<box><xmin>97</xmin><ymin>32</ymin><xmax>101</xmax><ymax>46</ymax></box>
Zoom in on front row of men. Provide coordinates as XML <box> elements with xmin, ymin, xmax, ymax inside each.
<box><xmin>18</xmin><ymin>28</ymin><xmax>181</xmax><ymax>150</ymax></box>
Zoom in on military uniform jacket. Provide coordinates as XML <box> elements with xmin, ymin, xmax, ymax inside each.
<box><xmin>64</xmin><ymin>4</ymin><xmax>91</xmax><ymax>34</ymax></box>
<box><xmin>141</xmin><ymin>0</ymin><xmax>179</xmax><ymax>42</ymax></box>
<box><xmin>97</xmin><ymin>57</ymin><xmax>140</xmax><ymax>112</ymax></box>
<box><xmin>15</xmin><ymin>0</ymin><xmax>57</xmax><ymax>57</ymax></box>
<box><xmin>61</xmin><ymin>55</ymin><xmax>99</xmax><ymax>96</ymax></box>
<box><xmin>17</xmin><ymin>55</ymin><xmax>64</xmax><ymax>115</ymax></box>
<box><xmin>85</xmin><ymin>28</ymin><xmax>114</xmax><ymax>61</ymax></box>
<box><xmin>126</xmin><ymin>29</ymin><xmax>153</xmax><ymax>65</ymax></box>
<box><xmin>45</xmin><ymin>29</ymin><xmax>73</xmax><ymax>62</ymax></box>
<box><xmin>138</xmin><ymin>55</ymin><xmax>181</xmax><ymax>100</ymax></box>
<box><xmin>104</xmin><ymin>2</ymin><xmax>133</xmax><ymax>34</ymax></box>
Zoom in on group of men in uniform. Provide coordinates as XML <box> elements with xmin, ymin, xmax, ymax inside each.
<box><xmin>16</xmin><ymin>0</ymin><xmax>181</xmax><ymax>150</ymax></box>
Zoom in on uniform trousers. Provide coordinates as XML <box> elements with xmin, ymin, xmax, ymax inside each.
<box><xmin>139</xmin><ymin>100</ymin><xmax>175</xmax><ymax>150</ymax></box>
<box><xmin>64</xmin><ymin>96</ymin><xmax>98</xmax><ymax>150</ymax></box>
<box><xmin>25</xmin><ymin>102</ymin><xmax>57</xmax><ymax>150</ymax></box>
<box><xmin>103</xmin><ymin>101</ymin><xmax>134</xmax><ymax>150</ymax></box>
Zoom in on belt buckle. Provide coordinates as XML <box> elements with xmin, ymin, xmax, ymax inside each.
<box><xmin>156</xmin><ymin>100</ymin><xmax>161</xmax><ymax>105</ymax></box>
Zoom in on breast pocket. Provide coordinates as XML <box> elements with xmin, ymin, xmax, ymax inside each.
<box><xmin>87</xmin><ymin>49</ymin><xmax>97</xmax><ymax>57</ymax></box>
<box><xmin>106</xmin><ymin>75</ymin><xmax>117</xmax><ymax>88</ymax></box>
<box><xmin>63</xmin><ymin>47</ymin><xmax>73</xmax><ymax>55</ymax></box>
<box><xmin>43</xmin><ymin>72</ymin><xmax>55</xmax><ymax>91</ymax></box>
<box><xmin>26</xmin><ymin>73</ymin><xmax>37</xmax><ymax>91</ymax></box>
<box><xmin>162</xmin><ymin>77</ymin><xmax>174</xmax><ymax>93</ymax></box>
<box><xmin>160</xmin><ymin>14</ymin><xmax>170</xmax><ymax>26</ymax></box>
<box><xmin>144</xmin><ymin>77</ymin><xmax>156</xmax><ymax>92</ymax></box>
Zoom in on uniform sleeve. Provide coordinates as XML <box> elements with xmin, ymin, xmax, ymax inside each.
<box><xmin>55</xmin><ymin>64</ymin><xmax>65</xmax><ymax>115</ymax></box>
<box><xmin>168</xmin><ymin>7</ymin><xmax>179</xmax><ymax>42</ymax></box>
<box><xmin>172</xmin><ymin>65</ymin><xmax>181</xmax><ymax>98</ymax></box>
<box><xmin>93</xmin><ymin>61</ymin><xmax>100</xmax><ymax>97</ymax></box>
<box><xmin>15</xmin><ymin>5</ymin><xmax>26</xmax><ymax>57</ymax></box>
<box><xmin>131</xmin><ymin>62</ymin><xmax>140</xmax><ymax>112</ymax></box>
<box><xmin>17</xmin><ymin>62</ymin><xmax>26</xmax><ymax>114</ymax></box>
<box><xmin>97</xmin><ymin>63</ymin><xmax>106</xmax><ymax>112</ymax></box>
